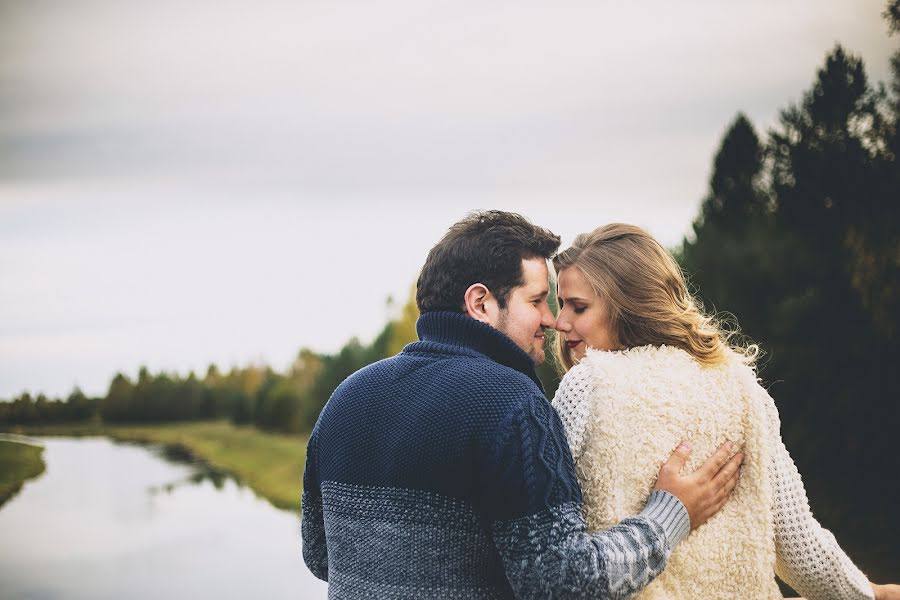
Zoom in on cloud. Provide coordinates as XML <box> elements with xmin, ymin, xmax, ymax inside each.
<box><xmin>0</xmin><ymin>0</ymin><xmax>893</xmax><ymax>396</ymax></box>
<box><xmin>2</xmin><ymin>0</ymin><xmax>892</xmax><ymax>189</ymax></box>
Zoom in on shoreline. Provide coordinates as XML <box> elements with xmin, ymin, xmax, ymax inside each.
<box><xmin>0</xmin><ymin>439</ymin><xmax>47</xmax><ymax>508</ymax></box>
<box><xmin>1</xmin><ymin>421</ymin><xmax>307</xmax><ymax>512</ymax></box>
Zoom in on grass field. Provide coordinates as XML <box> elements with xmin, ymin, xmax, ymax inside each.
<box><xmin>3</xmin><ymin>422</ymin><xmax>307</xmax><ymax>512</ymax></box>
<box><xmin>0</xmin><ymin>440</ymin><xmax>46</xmax><ymax>508</ymax></box>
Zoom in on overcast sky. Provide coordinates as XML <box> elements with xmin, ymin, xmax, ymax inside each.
<box><xmin>1</xmin><ymin>0</ymin><xmax>895</xmax><ymax>398</ymax></box>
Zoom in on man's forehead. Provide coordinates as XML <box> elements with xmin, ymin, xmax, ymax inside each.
<box><xmin>519</xmin><ymin>258</ymin><xmax>550</xmax><ymax>292</ymax></box>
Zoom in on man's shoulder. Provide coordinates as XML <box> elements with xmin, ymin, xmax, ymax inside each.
<box><xmin>320</xmin><ymin>349</ymin><xmax>545</xmax><ymax>430</ymax></box>
<box><xmin>380</xmin><ymin>345</ymin><xmax>541</xmax><ymax>394</ymax></box>
<box><xmin>449</xmin><ymin>352</ymin><xmax>539</xmax><ymax>384</ymax></box>
<box><xmin>427</xmin><ymin>352</ymin><xmax>544</xmax><ymax>411</ymax></box>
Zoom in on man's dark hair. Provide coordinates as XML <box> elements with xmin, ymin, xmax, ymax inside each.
<box><xmin>416</xmin><ymin>210</ymin><xmax>561</xmax><ymax>313</ymax></box>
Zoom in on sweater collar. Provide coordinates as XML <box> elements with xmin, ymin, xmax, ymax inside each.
<box><xmin>409</xmin><ymin>310</ymin><xmax>545</xmax><ymax>392</ymax></box>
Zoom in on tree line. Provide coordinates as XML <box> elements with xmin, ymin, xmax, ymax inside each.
<box><xmin>0</xmin><ymin>292</ymin><xmax>421</xmax><ymax>434</ymax></box>
<box><xmin>676</xmin><ymin>4</ymin><xmax>899</xmax><ymax>582</ymax></box>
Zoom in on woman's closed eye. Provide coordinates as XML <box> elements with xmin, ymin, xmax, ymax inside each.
<box><xmin>558</xmin><ymin>298</ymin><xmax>587</xmax><ymax>314</ymax></box>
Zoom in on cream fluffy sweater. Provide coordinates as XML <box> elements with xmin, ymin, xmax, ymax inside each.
<box><xmin>552</xmin><ymin>345</ymin><xmax>874</xmax><ymax>600</ymax></box>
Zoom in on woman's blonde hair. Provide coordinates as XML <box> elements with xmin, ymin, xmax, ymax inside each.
<box><xmin>553</xmin><ymin>223</ymin><xmax>758</xmax><ymax>372</ymax></box>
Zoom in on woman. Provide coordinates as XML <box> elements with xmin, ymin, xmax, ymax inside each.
<box><xmin>550</xmin><ymin>223</ymin><xmax>897</xmax><ymax>600</ymax></box>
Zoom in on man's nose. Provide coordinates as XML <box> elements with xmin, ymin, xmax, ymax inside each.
<box><xmin>540</xmin><ymin>304</ymin><xmax>557</xmax><ymax>329</ymax></box>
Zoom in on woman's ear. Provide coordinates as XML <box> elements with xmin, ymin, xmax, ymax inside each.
<box><xmin>463</xmin><ymin>283</ymin><xmax>497</xmax><ymax>325</ymax></box>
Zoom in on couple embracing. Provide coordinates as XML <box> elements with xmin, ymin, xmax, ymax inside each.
<box><xmin>301</xmin><ymin>211</ymin><xmax>895</xmax><ymax>599</ymax></box>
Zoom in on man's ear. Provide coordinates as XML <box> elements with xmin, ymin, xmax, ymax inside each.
<box><xmin>463</xmin><ymin>283</ymin><xmax>497</xmax><ymax>325</ymax></box>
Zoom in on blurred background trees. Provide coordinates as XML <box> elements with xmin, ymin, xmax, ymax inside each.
<box><xmin>678</xmin><ymin>18</ymin><xmax>899</xmax><ymax>580</ymax></box>
<box><xmin>0</xmin><ymin>288</ymin><xmax>425</xmax><ymax>434</ymax></box>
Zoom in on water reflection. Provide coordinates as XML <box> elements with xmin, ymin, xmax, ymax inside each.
<box><xmin>0</xmin><ymin>437</ymin><xmax>327</xmax><ymax>600</ymax></box>
<box><xmin>148</xmin><ymin>469</ymin><xmax>231</xmax><ymax>497</ymax></box>
<box><xmin>133</xmin><ymin>441</ymin><xmax>235</xmax><ymax>496</ymax></box>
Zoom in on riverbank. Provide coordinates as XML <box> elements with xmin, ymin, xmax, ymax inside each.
<box><xmin>0</xmin><ymin>440</ymin><xmax>46</xmax><ymax>508</ymax></box>
<box><xmin>1</xmin><ymin>422</ymin><xmax>307</xmax><ymax>512</ymax></box>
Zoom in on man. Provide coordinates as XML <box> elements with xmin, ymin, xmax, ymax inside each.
<box><xmin>301</xmin><ymin>211</ymin><xmax>743</xmax><ymax>599</ymax></box>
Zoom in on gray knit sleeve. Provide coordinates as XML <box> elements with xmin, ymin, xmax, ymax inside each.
<box><xmin>493</xmin><ymin>491</ymin><xmax>689</xmax><ymax>600</ymax></box>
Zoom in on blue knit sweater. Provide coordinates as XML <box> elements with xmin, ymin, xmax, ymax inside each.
<box><xmin>301</xmin><ymin>311</ymin><xmax>690</xmax><ymax>599</ymax></box>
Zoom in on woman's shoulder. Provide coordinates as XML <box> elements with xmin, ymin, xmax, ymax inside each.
<box><xmin>581</xmin><ymin>344</ymin><xmax>758</xmax><ymax>377</ymax></box>
<box><xmin>553</xmin><ymin>361</ymin><xmax>594</xmax><ymax>414</ymax></box>
<box><xmin>557</xmin><ymin>359</ymin><xmax>593</xmax><ymax>389</ymax></box>
<box><xmin>578</xmin><ymin>344</ymin><xmax>698</xmax><ymax>378</ymax></box>
<box><xmin>576</xmin><ymin>345</ymin><xmax>768</xmax><ymax>412</ymax></box>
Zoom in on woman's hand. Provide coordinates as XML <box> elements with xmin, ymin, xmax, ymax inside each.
<box><xmin>653</xmin><ymin>440</ymin><xmax>744</xmax><ymax>530</ymax></box>
<box><xmin>873</xmin><ymin>583</ymin><xmax>900</xmax><ymax>600</ymax></box>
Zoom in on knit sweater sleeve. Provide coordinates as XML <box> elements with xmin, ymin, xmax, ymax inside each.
<box><xmin>551</xmin><ymin>363</ymin><xmax>593</xmax><ymax>463</ymax></box>
<box><xmin>483</xmin><ymin>391</ymin><xmax>691</xmax><ymax>600</ymax></box>
<box><xmin>301</xmin><ymin>428</ymin><xmax>328</xmax><ymax>582</ymax></box>
<box><xmin>758</xmin><ymin>388</ymin><xmax>874</xmax><ymax>600</ymax></box>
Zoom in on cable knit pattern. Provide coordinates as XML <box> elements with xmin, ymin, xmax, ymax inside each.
<box><xmin>519</xmin><ymin>386</ymin><xmax>581</xmax><ymax>513</ymax></box>
<box><xmin>493</xmin><ymin>493</ymin><xmax>686</xmax><ymax>600</ymax></box>
<box><xmin>552</xmin><ymin>345</ymin><xmax>873</xmax><ymax>600</ymax></box>
<box><xmin>301</xmin><ymin>311</ymin><xmax>691</xmax><ymax>599</ymax></box>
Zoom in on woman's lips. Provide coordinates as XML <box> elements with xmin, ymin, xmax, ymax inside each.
<box><xmin>566</xmin><ymin>340</ymin><xmax>582</xmax><ymax>349</ymax></box>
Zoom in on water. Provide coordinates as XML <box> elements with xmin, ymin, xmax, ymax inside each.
<box><xmin>0</xmin><ymin>437</ymin><xmax>328</xmax><ymax>600</ymax></box>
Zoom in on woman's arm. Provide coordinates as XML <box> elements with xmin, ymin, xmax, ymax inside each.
<box><xmin>550</xmin><ymin>364</ymin><xmax>594</xmax><ymax>462</ymax></box>
<box><xmin>759</xmin><ymin>389</ymin><xmax>874</xmax><ymax>600</ymax></box>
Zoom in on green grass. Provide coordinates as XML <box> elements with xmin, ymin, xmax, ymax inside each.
<box><xmin>0</xmin><ymin>440</ymin><xmax>46</xmax><ymax>508</ymax></box>
<box><xmin>3</xmin><ymin>422</ymin><xmax>307</xmax><ymax>512</ymax></box>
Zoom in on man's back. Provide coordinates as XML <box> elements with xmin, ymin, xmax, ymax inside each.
<box><xmin>302</xmin><ymin>311</ymin><xmax>565</xmax><ymax>598</ymax></box>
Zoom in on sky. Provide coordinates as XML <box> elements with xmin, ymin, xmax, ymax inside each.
<box><xmin>1</xmin><ymin>0</ymin><xmax>895</xmax><ymax>399</ymax></box>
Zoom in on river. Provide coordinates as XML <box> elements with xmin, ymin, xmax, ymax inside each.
<box><xmin>0</xmin><ymin>437</ymin><xmax>328</xmax><ymax>600</ymax></box>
